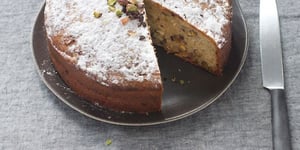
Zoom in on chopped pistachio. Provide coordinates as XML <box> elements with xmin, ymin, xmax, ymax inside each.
<box><xmin>116</xmin><ymin>10</ymin><xmax>123</xmax><ymax>17</ymax></box>
<box><xmin>105</xmin><ymin>139</ymin><xmax>112</xmax><ymax>146</ymax></box>
<box><xmin>108</xmin><ymin>6</ymin><xmax>116</xmax><ymax>12</ymax></box>
<box><xmin>126</xmin><ymin>4</ymin><xmax>138</xmax><ymax>13</ymax></box>
<box><xmin>93</xmin><ymin>11</ymin><xmax>102</xmax><ymax>18</ymax></box>
<box><xmin>108</xmin><ymin>0</ymin><xmax>117</xmax><ymax>6</ymax></box>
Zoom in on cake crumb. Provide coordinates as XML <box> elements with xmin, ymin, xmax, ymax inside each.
<box><xmin>179</xmin><ymin>80</ymin><xmax>185</xmax><ymax>85</ymax></box>
<box><xmin>171</xmin><ymin>76</ymin><xmax>176</xmax><ymax>82</ymax></box>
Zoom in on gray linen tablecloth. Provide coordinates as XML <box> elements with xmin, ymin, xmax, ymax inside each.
<box><xmin>1</xmin><ymin>0</ymin><xmax>299</xmax><ymax>149</ymax></box>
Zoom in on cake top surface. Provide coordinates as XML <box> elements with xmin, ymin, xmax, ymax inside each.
<box><xmin>152</xmin><ymin>0</ymin><xmax>231</xmax><ymax>48</ymax></box>
<box><xmin>45</xmin><ymin>0</ymin><xmax>231</xmax><ymax>86</ymax></box>
<box><xmin>45</xmin><ymin>0</ymin><xmax>161</xmax><ymax>86</ymax></box>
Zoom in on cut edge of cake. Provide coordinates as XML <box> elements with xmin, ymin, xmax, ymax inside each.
<box><xmin>145</xmin><ymin>0</ymin><xmax>232</xmax><ymax>75</ymax></box>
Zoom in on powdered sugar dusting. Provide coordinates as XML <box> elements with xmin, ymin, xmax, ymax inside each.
<box><xmin>45</xmin><ymin>0</ymin><xmax>161</xmax><ymax>86</ymax></box>
<box><xmin>152</xmin><ymin>0</ymin><xmax>231</xmax><ymax>48</ymax></box>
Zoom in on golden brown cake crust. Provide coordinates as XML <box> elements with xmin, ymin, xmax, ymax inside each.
<box><xmin>47</xmin><ymin>37</ymin><xmax>162</xmax><ymax>113</ymax></box>
<box><xmin>44</xmin><ymin>0</ymin><xmax>163</xmax><ymax>113</ymax></box>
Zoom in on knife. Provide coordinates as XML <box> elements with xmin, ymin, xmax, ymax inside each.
<box><xmin>259</xmin><ymin>0</ymin><xmax>292</xmax><ymax>150</ymax></box>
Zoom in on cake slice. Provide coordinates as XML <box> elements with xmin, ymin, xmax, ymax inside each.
<box><xmin>145</xmin><ymin>0</ymin><xmax>232</xmax><ymax>75</ymax></box>
<box><xmin>44</xmin><ymin>0</ymin><xmax>163</xmax><ymax>113</ymax></box>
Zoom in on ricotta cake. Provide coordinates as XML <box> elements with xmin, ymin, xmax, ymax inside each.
<box><xmin>44</xmin><ymin>0</ymin><xmax>232</xmax><ymax>113</ymax></box>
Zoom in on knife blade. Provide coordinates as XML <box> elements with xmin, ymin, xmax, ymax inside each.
<box><xmin>259</xmin><ymin>0</ymin><xmax>292</xmax><ymax>150</ymax></box>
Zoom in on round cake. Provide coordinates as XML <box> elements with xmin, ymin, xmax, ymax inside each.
<box><xmin>44</xmin><ymin>0</ymin><xmax>232</xmax><ymax>113</ymax></box>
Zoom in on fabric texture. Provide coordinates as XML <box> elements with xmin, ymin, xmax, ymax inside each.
<box><xmin>0</xmin><ymin>0</ymin><xmax>299</xmax><ymax>149</ymax></box>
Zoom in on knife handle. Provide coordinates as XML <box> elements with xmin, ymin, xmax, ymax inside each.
<box><xmin>270</xmin><ymin>89</ymin><xmax>292</xmax><ymax>150</ymax></box>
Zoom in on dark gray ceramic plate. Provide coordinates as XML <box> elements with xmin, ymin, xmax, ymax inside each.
<box><xmin>32</xmin><ymin>0</ymin><xmax>248</xmax><ymax>126</ymax></box>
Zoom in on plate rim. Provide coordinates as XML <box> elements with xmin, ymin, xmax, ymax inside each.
<box><xmin>31</xmin><ymin>0</ymin><xmax>249</xmax><ymax>126</ymax></box>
